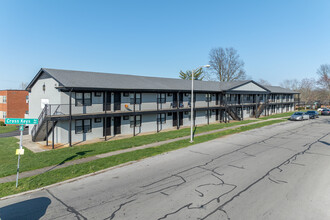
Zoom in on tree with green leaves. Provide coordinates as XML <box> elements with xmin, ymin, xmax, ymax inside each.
<box><xmin>179</xmin><ymin>68</ymin><xmax>204</xmax><ymax>80</ymax></box>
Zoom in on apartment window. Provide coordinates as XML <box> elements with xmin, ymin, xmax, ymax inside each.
<box><xmin>157</xmin><ymin>113</ymin><xmax>166</xmax><ymax>124</ymax></box>
<box><xmin>136</xmin><ymin>115</ymin><xmax>141</xmax><ymax>127</ymax></box>
<box><xmin>0</xmin><ymin>96</ymin><xmax>6</xmax><ymax>104</ymax></box>
<box><xmin>26</xmin><ymin>95</ymin><xmax>29</xmax><ymax>103</ymax></box>
<box><xmin>130</xmin><ymin>116</ymin><xmax>134</xmax><ymax>127</ymax></box>
<box><xmin>205</xmin><ymin>94</ymin><xmax>212</xmax><ymax>102</ymax></box>
<box><xmin>130</xmin><ymin>93</ymin><xmax>142</xmax><ymax>104</ymax></box>
<box><xmin>246</xmin><ymin>95</ymin><xmax>250</xmax><ymax>101</ymax></box>
<box><xmin>25</xmin><ymin>111</ymin><xmax>29</xmax><ymax>114</ymax></box>
<box><xmin>75</xmin><ymin>92</ymin><xmax>92</xmax><ymax>106</ymax></box>
<box><xmin>167</xmin><ymin>112</ymin><xmax>172</xmax><ymax>116</ymax></box>
<box><xmin>123</xmin><ymin>92</ymin><xmax>129</xmax><ymax>97</ymax></box>
<box><xmin>0</xmin><ymin>111</ymin><xmax>6</xmax><ymax>119</ymax></box>
<box><xmin>260</xmin><ymin>95</ymin><xmax>263</xmax><ymax>101</ymax></box>
<box><xmin>234</xmin><ymin>95</ymin><xmax>237</xmax><ymax>101</ymax></box>
<box><xmin>75</xmin><ymin>119</ymin><xmax>92</xmax><ymax>134</ymax></box>
<box><xmin>130</xmin><ymin>115</ymin><xmax>142</xmax><ymax>127</ymax></box>
<box><xmin>136</xmin><ymin>93</ymin><xmax>141</xmax><ymax>104</ymax></box>
<box><xmin>158</xmin><ymin>93</ymin><xmax>166</xmax><ymax>103</ymax></box>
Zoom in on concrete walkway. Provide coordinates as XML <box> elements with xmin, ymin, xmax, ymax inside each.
<box><xmin>0</xmin><ymin>118</ymin><xmax>288</xmax><ymax>184</ymax></box>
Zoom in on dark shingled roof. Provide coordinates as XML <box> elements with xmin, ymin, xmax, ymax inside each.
<box><xmin>26</xmin><ymin>68</ymin><xmax>297</xmax><ymax>94</ymax></box>
<box><xmin>263</xmin><ymin>85</ymin><xmax>299</xmax><ymax>94</ymax></box>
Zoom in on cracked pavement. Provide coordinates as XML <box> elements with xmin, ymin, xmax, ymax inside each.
<box><xmin>1</xmin><ymin>117</ymin><xmax>330</xmax><ymax>220</ymax></box>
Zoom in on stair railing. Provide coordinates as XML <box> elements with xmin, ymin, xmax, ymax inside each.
<box><xmin>31</xmin><ymin>104</ymin><xmax>48</xmax><ymax>141</ymax></box>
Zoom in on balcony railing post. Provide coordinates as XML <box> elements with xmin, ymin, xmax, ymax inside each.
<box><xmin>69</xmin><ymin>90</ymin><xmax>72</xmax><ymax>147</ymax></box>
<box><xmin>46</xmin><ymin>120</ymin><xmax>48</xmax><ymax>146</ymax></box>
<box><xmin>104</xmin><ymin>91</ymin><xmax>107</xmax><ymax>141</ymax></box>
<box><xmin>156</xmin><ymin>93</ymin><xmax>159</xmax><ymax>133</ymax></box>
<box><xmin>134</xmin><ymin>92</ymin><xmax>136</xmax><ymax>136</ymax></box>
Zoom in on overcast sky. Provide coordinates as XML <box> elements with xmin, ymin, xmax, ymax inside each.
<box><xmin>1</xmin><ymin>0</ymin><xmax>329</xmax><ymax>89</ymax></box>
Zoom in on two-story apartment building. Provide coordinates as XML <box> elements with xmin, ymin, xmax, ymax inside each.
<box><xmin>0</xmin><ymin>90</ymin><xmax>29</xmax><ymax>122</ymax></box>
<box><xmin>26</xmin><ymin>68</ymin><xmax>298</xmax><ymax>147</ymax></box>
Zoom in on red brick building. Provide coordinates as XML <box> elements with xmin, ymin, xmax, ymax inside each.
<box><xmin>0</xmin><ymin>90</ymin><xmax>29</xmax><ymax>122</ymax></box>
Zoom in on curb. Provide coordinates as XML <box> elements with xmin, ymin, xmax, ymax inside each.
<box><xmin>0</xmin><ymin>160</ymin><xmax>139</xmax><ymax>201</ymax></box>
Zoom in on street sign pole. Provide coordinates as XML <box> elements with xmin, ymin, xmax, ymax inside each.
<box><xmin>16</xmin><ymin>126</ymin><xmax>23</xmax><ymax>188</ymax></box>
<box><xmin>5</xmin><ymin>119</ymin><xmax>38</xmax><ymax>188</ymax></box>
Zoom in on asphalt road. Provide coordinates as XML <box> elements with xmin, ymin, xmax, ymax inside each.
<box><xmin>1</xmin><ymin>117</ymin><xmax>330</xmax><ymax>220</ymax></box>
<box><xmin>0</xmin><ymin>126</ymin><xmax>28</xmax><ymax>138</ymax></box>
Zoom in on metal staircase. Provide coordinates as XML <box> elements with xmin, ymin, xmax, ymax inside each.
<box><xmin>225</xmin><ymin>105</ymin><xmax>241</xmax><ymax>121</ymax></box>
<box><xmin>255</xmin><ymin>101</ymin><xmax>268</xmax><ymax>118</ymax></box>
<box><xmin>31</xmin><ymin>105</ymin><xmax>57</xmax><ymax>142</ymax></box>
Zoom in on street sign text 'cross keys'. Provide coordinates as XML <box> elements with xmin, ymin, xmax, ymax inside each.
<box><xmin>5</xmin><ymin>118</ymin><xmax>38</xmax><ymax>125</ymax></box>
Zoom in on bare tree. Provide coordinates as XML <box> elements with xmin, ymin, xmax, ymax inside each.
<box><xmin>316</xmin><ymin>64</ymin><xmax>330</xmax><ymax>91</ymax></box>
<box><xmin>208</xmin><ymin>47</ymin><xmax>246</xmax><ymax>82</ymax></box>
<box><xmin>280</xmin><ymin>79</ymin><xmax>300</xmax><ymax>91</ymax></box>
<box><xmin>299</xmin><ymin>78</ymin><xmax>317</xmax><ymax>104</ymax></box>
<box><xmin>314</xmin><ymin>89</ymin><xmax>329</xmax><ymax>104</ymax></box>
<box><xmin>257</xmin><ymin>78</ymin><xmax>271</xmax><ymax>86</ymax></box>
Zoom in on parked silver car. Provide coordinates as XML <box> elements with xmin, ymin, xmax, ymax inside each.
<box><xmin>290</xmin><ymin>112</ymin><xmax>309</xmax><ymax>121</ymax></box>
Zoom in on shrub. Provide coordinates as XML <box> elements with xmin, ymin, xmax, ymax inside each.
<box><xmin>0</xmin><ymin>121</ymin><xmax>5</xmax><ymax>126</ymax></box>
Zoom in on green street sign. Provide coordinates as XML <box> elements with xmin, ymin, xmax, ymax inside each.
<box><xmin>19</xmin><ymin>125</ymin><xmax>24</xmax><ymax>131</ymax></box>
<box><xmin>5</xmin><ymin>118</ymin><xmax>38</xmax><ymax>125</ymax></box>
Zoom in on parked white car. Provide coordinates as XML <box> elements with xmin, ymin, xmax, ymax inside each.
<box><xmin>290</xmin><ymin>112</ymin><xmax>309</xmax><ymax>121</ymax></box>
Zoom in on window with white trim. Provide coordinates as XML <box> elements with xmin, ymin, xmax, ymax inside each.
<box><xmin>0</xmin><ymin>96</ymin><xmax>6</xmax><ymax>104</ymax></box>
<box><xmin>0</xmin><ymin>111</ymin><xmax>6</xmax><ymax>119</ymax></box>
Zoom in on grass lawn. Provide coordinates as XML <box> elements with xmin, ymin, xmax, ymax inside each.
<box><xmin>258</xmin><ymin>111</ymin><xmax>295</xmax><ymax>120</ymax></box>
<box><xmin>0</xmin><ymin>126</ymin><xmax>18</xmax><ymax>134</ymax></box>
<box><xmin>0</xmin><ymin>119</ymin><xmax>286</xmax><ymax>198</ymax></box>
<box><xmin>0</xmin><ymin>120</ymin><xmax>258</xmax><ymax>178</ymax></box>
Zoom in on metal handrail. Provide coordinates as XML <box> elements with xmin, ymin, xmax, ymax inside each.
<box><xmin>31</xmin><ymin>105</ymin><xmax>48</xmax><ymax>141</ymax></box>
<box><xmin>31</xmin><ymin>104</ymin><xmax>63</xmax><ymax>141</ymax></box>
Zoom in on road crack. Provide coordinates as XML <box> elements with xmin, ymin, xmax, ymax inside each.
<box><xmin>46</xmin><ymin>189</ymin><xmax>87</xmax><ymax>220</ymax></box>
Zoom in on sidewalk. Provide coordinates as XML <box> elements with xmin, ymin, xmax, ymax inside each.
<box><xmin>0</xmin><ymin>117</ymin><xmax>288</xmax><ymax>184</ymax></box>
